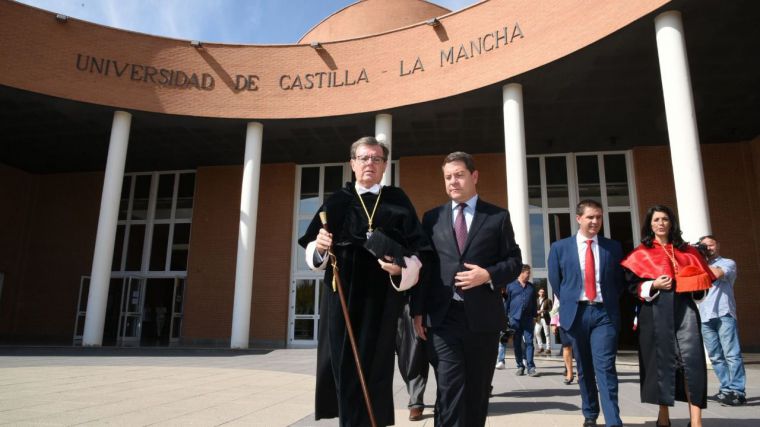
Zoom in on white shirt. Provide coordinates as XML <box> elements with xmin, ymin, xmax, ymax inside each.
<box><xmin>575</xmin><ymin>233</ymin><xmax>602</xmax><ymax>302</ymax></box>
<box><xmin>451</xmin><ymin>194</ymin><xmax>478</xmax><ymax>231</ymax></box>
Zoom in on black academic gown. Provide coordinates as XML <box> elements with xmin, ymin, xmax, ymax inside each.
<box><xmin>298</xmin><ymin>183</ymin><xmax>430</xmax><ymax>427</ymax></box>
<box><xmin>625</xmin><ymin>270</ymin><xmax>708</xmax><ymax>408</ymax></box>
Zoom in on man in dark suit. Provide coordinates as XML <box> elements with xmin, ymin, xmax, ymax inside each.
<box><xmin>547</xmin><ymin>199</ymin><xmax>624</xmax><ymax>427</ymax></box>
<box><xmin>413</xmin><ymin>151</ymin><xmax>522</xmax><ymax>426</ymax></box>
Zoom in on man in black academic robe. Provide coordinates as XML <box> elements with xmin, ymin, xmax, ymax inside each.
<box><xmin>299</xmin><ymin>137</ymin><xmax>429</xmax><ymax>427</ymax></box>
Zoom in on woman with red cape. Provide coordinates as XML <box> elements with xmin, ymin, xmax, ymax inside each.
<box><xmin>621</xmin><ymin>205</ymin><xmax>715</xmax><ymax>427</ymax></box>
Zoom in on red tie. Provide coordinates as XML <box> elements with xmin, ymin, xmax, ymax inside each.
<box><xmin>584</xmin><ymin>240</ymin><xmax>597</xmax><ymax>301</ymax></box>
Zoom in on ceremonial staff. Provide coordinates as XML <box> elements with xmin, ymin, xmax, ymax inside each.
<box><xmin>319</xmin><ymin>211</ymin><xmax>377</xmax><ymax>427</ymax></box>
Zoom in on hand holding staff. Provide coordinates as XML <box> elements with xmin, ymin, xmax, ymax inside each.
<box><xmin>319</xmin><ymin>211</ymin><xmax>377</xmax><ymax>427</ymax></box>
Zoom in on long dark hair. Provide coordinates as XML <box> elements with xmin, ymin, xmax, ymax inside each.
<box><xmin>641</xmin><ymin>205</ymin><xmax>686</xmax><ymax>249</ymax></box>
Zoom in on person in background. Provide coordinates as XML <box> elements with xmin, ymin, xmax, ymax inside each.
<box><xmin>505</xmin><ymin>264</ymin><xmax>538</xmax><ymax>377</ymax></box>
<box><xmin>697</xmin><ymin>235</ymin><xmax>747</xmax><ymax>407</ymax></box>
<box><xmin>535</xmin><ymin>287</ymin><xmax>553</xmax><ymax>355</ymax></box>
<box><xmin>550</xmin><ymin>297</ymin><xmax>575</xmax><ymax>385</ymax></box>
<box><xmin>495</xmin><ymin>286</ymin><xmax>510</xmax><ymax>370</ymax></box>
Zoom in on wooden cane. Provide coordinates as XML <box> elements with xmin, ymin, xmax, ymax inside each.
<box><xmin>319</xmin><ymin>212</ymin><xmax>377</xmax><ymax>427</ymax></box>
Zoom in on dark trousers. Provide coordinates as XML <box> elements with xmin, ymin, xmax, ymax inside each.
<box><xmin>512</xmin><ymin>317</ymin><xmax>536</xmax><ymax>369</ymax></box>
<box><xmin>566</xmin><ymin>303</ymin><xmax>622</xmax><ymax>426</ymax></box>
<box><xmin>397</xmin><ymin>303</ymin><xmax>429</xmax><ymax>409</ymax></box>
<box><xmin>427</xmin><ymin>302</ymin><xmax>499</xmax><ymax>427</ymax></box>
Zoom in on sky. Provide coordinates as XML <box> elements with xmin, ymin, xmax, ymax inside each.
<box><xmin>16</xmin><ymin>0</ymin><xmax>477</xmax><ymax>45</ymax></box>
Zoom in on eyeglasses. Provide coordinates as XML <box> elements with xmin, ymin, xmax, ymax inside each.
<box><xmin>352</xmin><ymin>155</ymin><xmax>386</xmax><ymax>164</ymax></box>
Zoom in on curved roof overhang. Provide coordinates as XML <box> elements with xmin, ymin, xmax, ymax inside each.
<box><xmin>0</xmin><ymin>0</ymin><xmax>670</xmax><ymax>120</ymax></box>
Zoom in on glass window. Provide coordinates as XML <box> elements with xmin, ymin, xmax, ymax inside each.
<box><xmin>545</xmin><ymin>157</ymin><xmax>569</xmax><ymax>208</ymax></box>
<box><xmin>294</xmin><ymin>319</ymin><xmax>315</xmax><ymax>340</ymax></box>
<box><xmin>300</xmin><ymin>167</ymin><xmax>320</xmax><ymax>215</ymax></box>
<box><xmin>175</xmin><ymin>173</ymin><xmax>195</xmax><ymax>219</ymax></box>
<box><xmin>530</xmin><ymin>214</ymin><xmax>546</xmax><ymax>268</ymax></box>
<box><xmin>324</xmin><ymin>166</ymin><xmax>344</xmax><ymax>198</ymax></box>
<box><xmin>609</xmin><ymin>212</ymin><xmax>635</xmax><ymax>254</ymax></box>
<box><xmin>604</xmin><ymin>155</ymin><xmax>630</xmax><ymax>207</ymax></box>
<box><xmin>548</xmin><ymin>213</ymin><xmax>571</xmax><ymax>243</ymax></box>
<box><xmin>112</xmin><ymin>225</ymin><xmax>125</xmax><ymax>271</ymax></box>
<box><xmin>170</xmin><ymin>224</ymin><xmax>191</xmax><ymax>271</ymax></box>
<box><xmin>154</xmin><ymin>174</ymin><xmax>175</xmax><ymax>220</ymax></box>
<box><xmin>125</xmin><ymin>225</ymin><xmax>145</xmax><ymax>271</ymax></box>
<box><xmin>527</xmin><ymin>158</ymin><xmax>542</xmax><ymax>209</ymax></box>
<box><xmin>150</xmin><ymin>224</ymin><xmax>170</xmax><ymax>271</ymax></box>
<box><xmin>576</xmin><ymin>156</ymin><xmax>601</xmax><ymax>201</ymax></box>
<box><xmin>130</xmin><ymin>175</ymin><xmax>151</xmax><ymax>220</ymax></box>
<box><xmin>119</xmin><ymin>176</ymin><xmax>131</xmax><ymax>220</ymax></box>
<box><xmin>295</xmin><ymin>280</ymin><xmax>316</xmax><ymax>315</ymax></box>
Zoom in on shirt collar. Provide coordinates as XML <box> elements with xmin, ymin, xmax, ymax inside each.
<box><xmin>451</xmin><ymin>194</ymin><xmax>479</xmax><ymax>211</ymax></box>
<box><xmin>576</xmin><ymin>232</ymin><xmax>599</xmax><ymax>245</ymax></box>
<box><xmin>355</xmin><ymin>183</ymin><xmax>382</xmax><ymax>195</ymax></box>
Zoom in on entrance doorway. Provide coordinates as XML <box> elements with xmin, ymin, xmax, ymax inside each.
<box><xmin>74</xmin><ymin>276</ymin><xmax>185</xmax><ymax>347</ymax></box>
<box><xmin>140</xmin><ymin>278</ymin><xmax>174</xmax><ymax>346</ymax></box>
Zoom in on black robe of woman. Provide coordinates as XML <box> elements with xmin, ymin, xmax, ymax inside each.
<box><xmin>625</xmin><ymin>269</ymin><xmax>708</xmax><ymax>408</ymax></box>
<box><xmin>298</xmin><ymin>183</ymin><xmax>430</xmax><ymax>427</ymax></box>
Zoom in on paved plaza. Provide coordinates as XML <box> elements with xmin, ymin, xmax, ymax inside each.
<box><xmin>0</xmin><ymin>347</ymin><xmax>757</xmax><ymax>426</ymax></box>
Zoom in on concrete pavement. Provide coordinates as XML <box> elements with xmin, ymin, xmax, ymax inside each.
<box><xmin>0</xmin><ymin>347</ymin><xmax>757</xmax><ymax>426</ymax></box>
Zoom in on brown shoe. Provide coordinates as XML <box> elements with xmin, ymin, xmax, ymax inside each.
<box><xmin>409</xmin><ymin>407</ymin><xmax>424</xmax><ymax>421</ymax></box>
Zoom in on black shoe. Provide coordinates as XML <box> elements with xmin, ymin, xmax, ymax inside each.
<box><xmin>712</xmin><ymin>391</ymin><xmax>729</xmax><ymax>401</ymax></box>
<box><xmin>583</xmin><ymin>418</ymin><xmax>597</xmax><ymax>427</ymax></box>
<box><xmin>720</xmin><ymin>391</ymin><xmax>747</xmax><ymax>406</ymax></box>
<box><xmin>563</xmin><ymin>374</ymin><xmax>574</xmax><ymax>385</ymax></box>
<box><xmin>515</xmin><ymin>367</ymin><xmax>525</xmax><ymax>376</ymax></box>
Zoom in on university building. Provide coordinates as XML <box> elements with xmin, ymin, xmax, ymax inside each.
<box><xmin>1</xmin><ymin>0</ymin><xmax>758</xmax><ymax>350</ymax></box>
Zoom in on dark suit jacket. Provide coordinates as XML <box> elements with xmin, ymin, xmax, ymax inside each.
<box><xmin>414</xmin><ymin>198</ymin><xmax>522</xmax><ymax>333</ymax></box>
<box><xmin>547</xmin><ymin>234</ymin><xmax>624</xmax><ymax>331</ymax></box>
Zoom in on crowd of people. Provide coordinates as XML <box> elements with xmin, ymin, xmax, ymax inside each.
<box><xmin>300</xmin><ymin>136</ymin><xmax>747</xmax><ymax>427</ymax></box>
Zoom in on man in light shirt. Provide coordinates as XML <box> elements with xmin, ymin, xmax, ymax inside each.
<box><xmin>698</xmin><ymin>235</ymin><xmax>747</xmax><ymax>406</ymax></box>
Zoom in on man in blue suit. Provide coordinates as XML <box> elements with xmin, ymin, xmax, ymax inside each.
<box><xmin>548</xmin><ymin>199</ymin><xmax>624</xmax><ymax>427</ymax></box>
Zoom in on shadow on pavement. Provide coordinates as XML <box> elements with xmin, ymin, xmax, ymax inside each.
<box><xmin>494</xmin><ymin>388</ymin><xmax>581</xmax><ymax>398</ymax></box>
<box><xmin>488</xmin><ymin>400</ymin><xmax>581</xmax><ymax>413</ymax></box>
<box><xmin>0</xmin><ymin>346</ymin><xmax>272</xmax><ymax>357</ymax></box>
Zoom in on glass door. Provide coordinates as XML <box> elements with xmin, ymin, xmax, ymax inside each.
<box><xmin>72</xmin><ymin>276</ymin><xmax>89</xmax><ymax>345</ymax></box>
<box><xmin>118</xmin><ymin>276</ymin><xmax>145</xmax><ymax>347</ymax></box>
<box><xmin>169</xmin><ymin>277</ymin><xmax>185</xmax><ymax>346</ymax></box>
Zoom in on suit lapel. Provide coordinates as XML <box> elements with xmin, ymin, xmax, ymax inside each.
<box><xmin>598</xmin><ymin>237</ymin><xmax>608</xmax><ymax>289</ymax></box>
<box><xmin>436</xmin><ymin>203</ymin><xmax>460</xmax><ymax>255</ymax></box>
<box><xmin>570</xmin><ymin>236</ymin><xmax>582</xmax><ymax>293</ymax></box>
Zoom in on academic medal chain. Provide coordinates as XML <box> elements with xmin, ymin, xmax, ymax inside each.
<box><xmin>662</xmin><ymin>243</ymin><xmax>678</xmax><ymax>274</ymax></box>
<box><xmin>357</xmin><ymin>187</ymin><xmax>382</xmax><ymax>239</ymax></box>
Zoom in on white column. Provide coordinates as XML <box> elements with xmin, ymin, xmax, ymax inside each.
<box><xmin>230</xmin><ymin>122</ymin><xmax>264</xmax><ymax>349</ymax></box>
<box><xmin>502</xmin><ymin>84</ymin><xmax>531</xmax><ymax>265</ymax></box>
<box><xmin>655</xmin><ymin>11</ymin><xmax>711</xmax><ymax>241</ymax></box>
<box><xmin>82</xmin><ymin>111</ymin><xmax>131</xmax><ymax>346</ymax></box>
<box><xmin>375</xmin><ymin>113</ymin><xmax>393</xmax><ymax>186</ymax></box>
